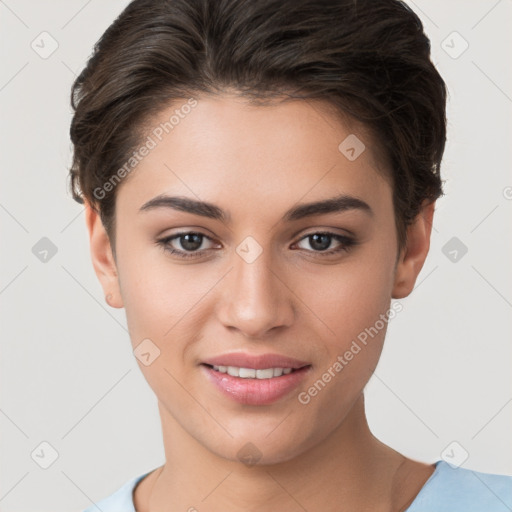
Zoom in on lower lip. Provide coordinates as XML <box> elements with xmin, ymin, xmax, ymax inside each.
<box><xmin>201</xmin><ymin>364</ymin><xmax>311</xmax><ymax>405</ymax></box>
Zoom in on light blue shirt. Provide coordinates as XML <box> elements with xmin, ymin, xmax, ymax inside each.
<box><xmin>83</xmin><ymin>460</ymin><xmax>512</xmax><ymax>511</ymax></box>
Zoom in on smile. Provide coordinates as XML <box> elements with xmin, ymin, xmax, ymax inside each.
<box><xmin>201</xmin><ymin>362</ymin><xmax>311</xmax><ymax>405</ymax></box>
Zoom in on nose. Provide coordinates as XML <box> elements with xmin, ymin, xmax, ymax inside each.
<box><xmin>217</xmin><ymin>248</ymin><xmax>295</xmax><ymax>339</ymax></box>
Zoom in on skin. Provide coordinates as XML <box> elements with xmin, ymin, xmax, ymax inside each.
<box><xmin>85</xmin><ymin>94</ymin><xmax>436</xmax><ymax>512</ymax></box>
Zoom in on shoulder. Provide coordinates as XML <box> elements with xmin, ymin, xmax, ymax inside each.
<box><xmin>82</xmin><ymin>472</ymin><xmax>150</xmax><ymax>512</ymax></box>
<box><xmin>407</xmin><ymin>460</ymin><xmax>512</xmax><ymax>512</ymax></box>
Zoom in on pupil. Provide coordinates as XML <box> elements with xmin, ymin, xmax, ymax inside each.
<box><xmin>310</xmin><ymin>234</ymin><xmax>331</xmax><ymax>251</ymax></box>
<box><xmin>181</xmin><ymin>233</ymin><xmax>202</xmax><ymax>251</ymax></box>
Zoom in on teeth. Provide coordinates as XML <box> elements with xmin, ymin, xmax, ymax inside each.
<box><xmin>239</xmin><ymin>367</ymin><xmax>256</xmax><ymax>378</ymax></box>
<box><xmin>227</xmin><ymin>366</ymin><xmax>239</xmax><ymax>377</ymax></box>
<box><xmin>211</xmin><ymin>365</ymin><xmax>296</xmax><ymax>379</ymax></box>
<box><xmin>256</xmin><ymin>368</ymin><xmax>274</xmax><ymax>379</ymax></box>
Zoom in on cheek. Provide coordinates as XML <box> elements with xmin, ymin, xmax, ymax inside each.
<box><xmin>115</xmin><ymin>243</ymin><xmax>176</xmax><ymax>342</ymax></box>
<box><xmin>292</xmin><ymin>256</ymin><xmax>397</xmax><ymax>427</ymax></box>
<box><xmin>116</xmin><ymin>258</ymin><xmax>206</xmax><ymax>395</ymax></box>
<box><xmin>298</xmin><ymin>247</ymin><xmax>396</xmax><ymax>350</ymax></box>
<box><xmin>117</xmin><ymin>249</ymin><xmax>216</xmax><ymax>352</ymax></box>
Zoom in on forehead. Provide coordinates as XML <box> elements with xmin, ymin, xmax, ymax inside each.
<box><xmin>116</xmin><ymin>94</ymin><xmax>392</xmax><ymax>221</ymax></box>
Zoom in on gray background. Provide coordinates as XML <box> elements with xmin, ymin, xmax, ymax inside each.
<box><xmin>1</xmin><ymin>0</ymin><xmax>511</xmax><ymax>510</ymax></box>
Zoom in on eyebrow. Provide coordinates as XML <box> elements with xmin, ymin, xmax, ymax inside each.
<box><xmin>139</xmin><ymin>193</ymin><xmax>373</xmax><ymax>223</ymax></box>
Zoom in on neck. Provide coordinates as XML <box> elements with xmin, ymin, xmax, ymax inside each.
<box><xmin>143</xmin><ymin>394</ymin><xmax>414</xmax><ymax>512</ymax></box>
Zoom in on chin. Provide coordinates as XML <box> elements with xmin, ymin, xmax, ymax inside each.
<box><xmin>203</xmin><ymin>425</ymin><xmax>318</xmax><ymax>468</ymax></box>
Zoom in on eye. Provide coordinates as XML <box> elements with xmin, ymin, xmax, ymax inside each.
<box><xmin>294</xmin><ymin>232</ymin><xmax>356</xmax><ymax>256</ymax></box>
<box><xmin>156</xmin><ymin>230</ymin><xmax>357</xmax><ymax>260</ymax></box>
<box><xmin>156</xmin><ymin>231</ymin><xmax>217</xmax><ymax>260</ymax></box>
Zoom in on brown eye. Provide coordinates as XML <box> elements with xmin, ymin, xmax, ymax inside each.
<box><xmin>295</xmin><ymin>232</ymin><xmax>356</xmax><ymax>255</ymax></box>
<box><xmin>157</xmin><ymin>232</ymin><xmax>216</xmax><ymax>259</ymax></box>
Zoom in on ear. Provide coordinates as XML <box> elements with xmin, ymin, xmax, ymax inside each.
<box><xmin>84</xmin><ymin>200</ymin><xmax>124</xmax><ymax>308</ymax></box>
<box><xmin>392</xmin><ymin>200</ymin><xmax>435</xmax><ymax>299</ymax></box>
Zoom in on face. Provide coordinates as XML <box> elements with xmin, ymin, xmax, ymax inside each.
<box><xmin>87</xmin><ymin>94</ymin><xmax>433</xmax><ymax>465</ymax></box>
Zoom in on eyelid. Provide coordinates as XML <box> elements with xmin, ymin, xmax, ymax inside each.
<box><xmin>293</xmin><ymin>225</ymin><xmax>356</xmax><ymax>239</ymax></box>
<box><xmin>161</xmin><ymin>231</ymin><xmax>219</xmax><ymax>249</ymax></box>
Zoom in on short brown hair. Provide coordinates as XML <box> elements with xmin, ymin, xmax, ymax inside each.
<box><xmin>68</xmin><ymin>0</ymin><xmax>447</xmax><ymax>254</ymax></box>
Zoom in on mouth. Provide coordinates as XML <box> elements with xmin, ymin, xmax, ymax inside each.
<box><xmin>200</xmin><ymin>355</ymin><xmax>312</xmax><ymax>406</ymax></box>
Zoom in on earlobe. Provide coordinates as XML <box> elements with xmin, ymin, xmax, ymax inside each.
<box><xmin>391</xmin><ymin>201</ymin><xmax>435</xmax><ymax>299</ymax></box>
<box><xmin>84</xmin><ymin>200</ymin><xmax>124</xmax><ymax>308</ymax></box>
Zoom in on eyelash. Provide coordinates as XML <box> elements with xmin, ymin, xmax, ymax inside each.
<box><xmin>156</xmin><ymin>231</ymin><xmax>357</xmax><ymax>260</ymax></box>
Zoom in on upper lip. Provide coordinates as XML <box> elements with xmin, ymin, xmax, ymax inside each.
<box><xmin>202</xmin><ymin>353</ymin><xmax>311</xmax><ymax>370</ymax></box>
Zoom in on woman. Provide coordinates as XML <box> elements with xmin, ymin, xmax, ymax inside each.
<box><xmin>68</xmin><ymin>0</ymin><xmax>512</xmax><ymax>510</ymax></box>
